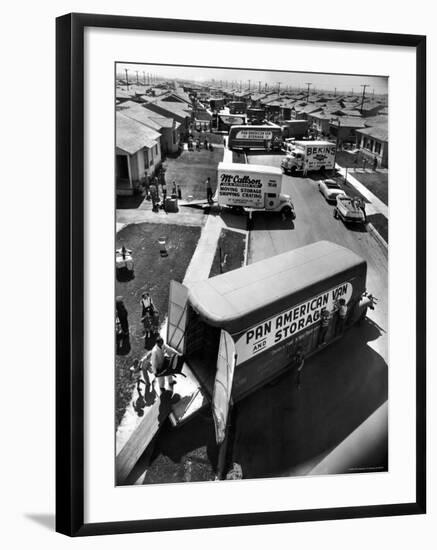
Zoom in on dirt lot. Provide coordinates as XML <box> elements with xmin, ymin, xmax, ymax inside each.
<box><xmin>163</xmin><ymin>146</ymin><xmax>223</xmax><ymax>202</ymax></box>
<box><xmin>209</xmin><ymin>229</ymin><xmax>246</xmax><ymax>277</ymax></box>
<box><xmin>141</xmin><ymin>228</ymin><xmax>246</xmax><ymax>484</ymax></box>
<box><xmin>115</xmin><ymin>223</ymin><xmax>201</xmax><ymax>426</ymax></box>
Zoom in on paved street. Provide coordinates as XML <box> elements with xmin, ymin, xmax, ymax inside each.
<box><xmin>229</xmin><ymin>153</ymin><xmax>388</xmax><ymax>477</ymax></box>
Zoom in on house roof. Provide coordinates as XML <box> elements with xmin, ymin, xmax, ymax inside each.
<box><xmin>115</xmin><ymin>88</ymin><xmax>133</xmax><ymax>100</ymax></box>
<box><xmin>334</xmin><ymin>117</ymin><xmax>367</xmax><ymax>128</ymax></box>
<box><xmin>363</xmin><ymin>115</ymin><xmax>388</xmax><ymax>128</ymax></box>
<box><xmin>338</xmin><ymin>109</ymin><xmax>363</xmax><ymax>117</ymax></box>
<box><xmin>118</xmin><ymin>101</ymin><xmax>180</xmax><ymax>130</ymax></box>
<box><xmin>116</xmin><ymin>113</ymin><xmax>160</xmax><ymax>154</ymax></box>
<box><xmin>360</xmin><ymin>101</ymin><xmax>383</xmax><ymax>112</ymax></box>
<box><xmin>147</xmin><ymin>100</ymin><xmax>192</xmax><ymax>120</ymax></box>
<box><xmin>296</xmin><ymin>103</ymin><xmax>322</xmax><ymax>114</ymax></box>
<box><xmin>356</xmin><ymin>125</ymin><xmax>389</xmax><ymax>142</ymax></box>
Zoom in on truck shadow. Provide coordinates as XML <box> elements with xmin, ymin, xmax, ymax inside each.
<box><xmin>253</xmin><ymin>212</ymin><xmax>295</xmax><ymax>231</ymax></box>
<box><xmin>232</xmin><ymin>319</ymin><xmax>388</xmax><ymax>479</ymax></box>
<box><xmin>141</xmin><ymin>406</ymin><xmax>218</xmax><ymax>483</ymax></box>
<box><xmin>131</xmin><ymin>320</ymin><xmax>387</xmax><ymax>484</ymax></box>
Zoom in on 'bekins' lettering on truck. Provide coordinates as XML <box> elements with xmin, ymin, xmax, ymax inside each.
<box><xmin>307</xmin><ymin>146</ymin><xmax>336</xmax><ymax>156</ymax></box>
<box><xmin>235</xmin><ymin>282</ymin><xmax>352</xmax><ymax>364</ymax></box>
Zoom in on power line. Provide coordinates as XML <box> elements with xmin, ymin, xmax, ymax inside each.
<box><xmin>305</xmin><ymin>82</ymin><xmax>312</xmax><ymax>103</ymax></box>
<box><xmin>360</xmin><ymin>84</ymin><xmax>369</xmax><ymax>113</ymax></box>
<box><xmin>124</xmin><ymin>68</ymin><xmax>129</xmax><ymax>92</ymax></box>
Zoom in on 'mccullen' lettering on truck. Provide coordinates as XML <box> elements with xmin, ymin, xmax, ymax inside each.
<box><xmin>220</xmin><ymin>173</ymin><xmax>263</xmax><ymax>187</ymax></box>
<box><xmin>234</xmin><ymin>282</ymin><xmax>353</xmax><ymax>364</ymax></box>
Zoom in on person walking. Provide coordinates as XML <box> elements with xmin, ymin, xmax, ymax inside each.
<box><xmin>318</xmin><ymin>309</ymin><xmax>331</xmax><ymax>346</ymax></box>
<box><xmin>294</xmin><ymin>347</ymin><xmax>305</xmax><ymax>390</ymax></box>
<box><xmin>150</xmin><ymin>337</ymin><xmax>181</xmax><ymax>395</ymax></box>
<box><xmin>149</xmin><ymin>182</ymin><xmax>158</xmax><ymax>211</ymax></box>
<box><xmin>161</xmin><ymin>181</ymin><xmax>167</xmax><ymax>203</ymax></box>
<box><xmin>171</xmin><ymin>180</ymin><xmax>177</xmax><ymax>197</ymax></box>
<box><xmin>335</xmin><ymin>298</ymin><xmax>348</xmax><ymax>335</ymax></box>
<box><xmin>177</xmin><ymin>184</ymin><xmax>182</xmax><ymax>200</ymax></box>
<box><xmin>205</xmin><ymin>177</ymin><xmax>213</xmax><ymax>204</ymax></box>
<box><xmin>303</xmin><ymin>158</ymin><xmax>309</xmax><ymax>177</ymax></box>
<box><xmin>373</xmin><ymin>156</ymin><xmax>378</xmax><ymax>171</ymax></box>
<box><xmin>359</xmin><ymin>198</ymin><xmax>367</xmax><ymax>222</ymax></box>
<box><xmin>115</xmin><ymin>297</ymin><xmax>129</xmax><ymax>352</ymax></box>
<box><xmin>140</xmin><ymin>292</ymin><xmax>155</xmax><ymax>316</ymax></box>
<box><xmin>116</xmin><ymin>297</ymin><xmax>129</xmax><ymax>334</ymax></box>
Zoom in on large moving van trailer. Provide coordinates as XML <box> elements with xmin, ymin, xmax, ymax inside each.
<box><xmin>168</xmin><ymin>241</ymin><xmax>374</xmax><ymax>426</ymax></box>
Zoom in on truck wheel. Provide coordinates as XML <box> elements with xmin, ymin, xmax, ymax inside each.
<box><xmin>281</xmin><ymin>206</ymin><xmax>292</xmax><ymax>218</ymax></box>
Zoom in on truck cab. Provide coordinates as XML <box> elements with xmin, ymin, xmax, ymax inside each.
<box><xmin>264</xmin><ymin>191</ymin><xmax>295</xmax><ymax>218</ymax></box>
<box><xmin>281</xmin><ymin>150</ymin><xmax>304</xmax><ymax>174</ymax></box>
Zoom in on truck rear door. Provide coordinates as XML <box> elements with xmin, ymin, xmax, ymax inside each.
<box><xmin>167</xmin><ymin>280</ymin><xmax>189</xmax><ymax>353</ymax></box>
<box><xmin>167</xmin><ymin>281</ymin><xmax>210</xmax><ymax>427</ymax></box>
<box><xmin>212</xmin><ymin>330</ymin><xmax>236</xmax><ymax>444</ymax></box>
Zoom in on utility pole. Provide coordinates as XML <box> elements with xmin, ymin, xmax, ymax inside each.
<box><xmin>258</xmin><ymin>80</ymin><xmax>261</xmax><ymax>92</ymax></box>
<box><xmin>248</xmin><ymin>79</ymin><xmax>251</xmax><ymax>91</ymax></box>
<box><xmin>277</xmin><ymin>82</ymin><xmax>281</xmax><ymax>94</ymax></box>
<box><xmin>334</xmin><ymin>87</ymin><xmax>337</xmax><ymax>97</ymax></box>
<box><xmin>360</xmin><ymin>84</ymin><xmax>369</xmax><ymax>113</ymax></box>
<box><xmin>142</xmin><ymin>71</ymin><xmax>146</xmax><ymax>85</ymax></box>
<box><xmin>124</xmin><ymin>68</ymin><xmax>129</xmax><ymax>91</ymax></box>
<box><xmin>305</xmin><ymin>82</ymin><xmax>312</xmax><ymax>103</ymax></box>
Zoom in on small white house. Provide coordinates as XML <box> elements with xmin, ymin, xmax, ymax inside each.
<box><xmin>116</xmin><ymin>113</ymin><xmax>162</xmax><ymax>196</ymax></box>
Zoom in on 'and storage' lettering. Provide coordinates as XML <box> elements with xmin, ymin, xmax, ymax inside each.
<box><xmin>236</xmin><ymin>282</ymin><xmax>353</xmax><ymax>364</ymax></box>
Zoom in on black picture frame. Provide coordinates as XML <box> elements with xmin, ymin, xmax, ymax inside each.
<box><xmin>56</xmin><ymin>12</ymin><xmax>426</xmax><ymax>537</ymax></box>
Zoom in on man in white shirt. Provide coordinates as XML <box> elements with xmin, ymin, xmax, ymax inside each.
<box><xmin>140</xmin><ymin>292</ymin><xmax>155</xmax><ymax>316</ymax></box>
<box><xmin>150</xmin><ymin>337</ymin><xmax>181</xmax><ymax>394</ymax></box>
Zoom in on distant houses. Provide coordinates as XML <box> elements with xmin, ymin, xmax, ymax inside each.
<box><xmin>115</xmin><ymin>85</ymin><xmax>193</xmax><ymax>196</ymax></box>
<box><xmin>115</xmin><ymin>79</ymin><xmax>388</xmax><ymax>196</ymax></box>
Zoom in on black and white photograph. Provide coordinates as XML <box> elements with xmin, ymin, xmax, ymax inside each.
<box><xmin>114</xmin><ymin>63</ymin><xmax>389</xmax><ymax>486</ymax></box>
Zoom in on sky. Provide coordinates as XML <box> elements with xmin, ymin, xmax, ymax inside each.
<box><xmin>116</xmin><ymin>62</ymin><xmax>388</xmax><ymax>95</ymax></box>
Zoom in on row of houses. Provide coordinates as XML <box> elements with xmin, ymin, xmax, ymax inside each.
<box><xmin>115</xmin><ymin>84</ymin><xmax>195</xmax><ymax>195</ymax></box>
<box><xmin>198</xmin><ymin>86</ymin><xmax>388</xmax><ymax>167</ymax></box>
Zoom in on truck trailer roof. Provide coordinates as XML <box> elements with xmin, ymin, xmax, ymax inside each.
<box><xmin>218</xmin><ymin>161</ymin><xmax>283</xmax><ymax>175</ymax></box>
<box><xmin>187</xmin><ymin>241</ymin><xmax>366</xmax><ymax>334</ymax></box>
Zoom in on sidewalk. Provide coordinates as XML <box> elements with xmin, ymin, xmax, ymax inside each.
<box><xmin>183</xmin><ymin>214</ymin><xmax>225</xmax><ymax>286</ymax></box>
<box><xmin>336</xmin><ymin>164</ymin><xmax>388</xmax><ymax>219</ymax></box>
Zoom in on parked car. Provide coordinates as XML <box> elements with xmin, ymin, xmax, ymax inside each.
<box><xmin>318</xmin><ymin>179</ymin><xmax>346</xmax><ymax>203</ymax></box>
<box><xmin>333</xmin><ymin>195</ymin><xmax>366</xmax><ymax>224</ymax></box>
